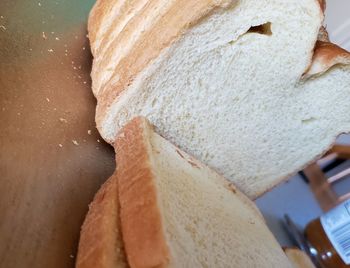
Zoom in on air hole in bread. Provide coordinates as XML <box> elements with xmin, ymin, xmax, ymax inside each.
<box><xmin>247</xmin><ymin>22</ymin><xmax>272</xmax><ymax>36</ymax></box>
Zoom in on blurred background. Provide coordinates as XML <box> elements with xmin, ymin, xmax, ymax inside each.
<box><xmin>256</xmin><ymin>0</ymin><xmax>350</xmax><ymax>246</ymax></box>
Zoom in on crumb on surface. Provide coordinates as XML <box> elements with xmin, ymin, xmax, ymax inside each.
<box><xmin>87</xmin><ymin>130</ymin><xmax>92</xmax><ymax>135</ymax></box>
<box><xmin>59</xmin><ymin>118</ymin><xmax>67</xmax><ymax>123</ymax></box>
<box><xmin>72</xmin><ymin>140</ymin><xmax>79</xmax><ymax>146</ymax></box>
<box><xmin>42</xmin><ymin>32</ymin><xmax>47</xmax><ymax>39</ymax></box>
<box><xmin>46</xmin><ymin>97</ymin><xmax>50</xmax><ymax>102</ymax></box>
<box><xmin>0</xmin><ymin>25</ymin><xmax>6</xmax><ymax>31</ymax></box>
<box><xmin>48</xmin><ymin>49</ymin><xmax>54</xmax><ymax>53</ymax></box>
<box><xmin>58</xmin><ymin>144</ymin><xmax>63</xmax><ymax>148</ymax></box>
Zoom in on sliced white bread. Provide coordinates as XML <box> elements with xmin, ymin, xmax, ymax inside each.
<box><xmin>284</xmin><ymin>248</ymin><xmax>316</xmax><ymax>268</ymax></box>
<box><xmin>88</xmin><ymin>0</ymin><xmax>350</xmax><ymax>198</ymax></box>
<box><xmin>77</xmin><ymin>117</ymin><xmax>292</xmax><ymax>267</ymax></box>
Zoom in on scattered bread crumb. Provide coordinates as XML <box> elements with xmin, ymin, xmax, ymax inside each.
<box><xmin>46</xmin><ymin>97</ymin><xmax>50</xmax><ymax>102</ymax></box>
<box><xmin>97</xmin><ymin>139</ymin><xmax>100</xmax><ymax>143</ymax></box>
<box><xmin>58</xmin><ymin>144</ymin><xmax>63</xmax><ymax>148</ymax></box>
<box><xmin>59</xmin><ymin>118</ymin><xmax>67</xmax><ymax>123</ymax></box>
<box><xmin>69</xmin><ymin>254</ymin><xmax>74</xmax><ymax>259</ymax></box>
<box><xmin>72</xmin><ymin>140</ymin><xmax>79</xmax><ymax>146</ymax></box>
<box><xmin>55</xmin><ymin>37</ymin><xmax>60</xmax><ymax>40</ymax></box>
<box><xmin>38</xmin><ymin>2</ymin><xmax>41</xmax><ymax>6</ymax></box>
<box><xmin>87</xmin><ymin>130</ymin><xmax>92</xmax><ymax>135</ymax></box>
<box><xmin>0</xmin><ymin>25</ymin><xmax>6</xmax><ymax>31</ymax></box>
<box><xmin>48</xmin><ymin>49</ymin><xmax>54</xmax><ymax>53</ymax></box>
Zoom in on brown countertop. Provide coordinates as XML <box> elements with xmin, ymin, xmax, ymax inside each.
<box><xmin>0</xmin><ymin>1</ymin><xmax>115</xmax><ymax>267</ymax></box>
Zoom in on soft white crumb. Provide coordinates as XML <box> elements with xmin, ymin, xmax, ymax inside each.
<box><xmin>59</xmin><ymin>118</ymin><xmax>67</xmax><ymax>123</ymax></box>
<box><xmin>97</xmin><ymin>139</ymin><xmax>101</xmax><ymax>143</ymax></box>
<box><xmin>69</xmin><ymin>254</ymin><xmax>74</xmax><ymax>258</ymax></box>
<box><xmin>38</xmin><ymin>2</ymin><xmax>41</xmax><ymax>6</ymax></box>
<box><xmin>46</xmin><ymin>97</ymin><xmax>50</xmax><ymax>102</ymax></box>
<box><xmin>0</xmin><ymin>25</ymin><xmax>6</xmax><ymax>31</ymax></box>
<box><xmin>72</xmin><ymin>140</ymin><xmax>79</xmax><ymax>146</ymax></box>
<box><xmin>58</xmin><ymin>144</ymin><xmax>63</xmax><ymax>148</ymax></box>
<box><xmin>48</xmin><ymin>49</ymin><xmax>54</xmax><ymax>53</ymax></box>
<box><xmin>42</xmin><ymin>31</ymin><xmax>47</xmax><ymax>39</ymax></box>
<box><xmin>87</xmin><ymin>130</ymin><xmax>92</xmax><ymax>135</ymax></box>
<box><xmin>55</xmin><ymin>37</ymin><xmax>59</xmax><ymax>40</ymax></box>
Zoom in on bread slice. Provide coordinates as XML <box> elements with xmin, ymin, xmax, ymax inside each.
<box><xmin>284</xmin><ymin>248</ymin><xmax>316</xmax><ymax>268</ymax></box>
<box><xmin>76</xmin><ymin>174</ymin><xmax>128</xmax><ymax>268</ymax></box>
<box><xmin>78</xmin><ymin>117</ymin><xmax>292</xmax><ymax>267</ymax></box>
<box><xmin>88</xmin><ymin>0</ymin><xmax>350</xmax><ymax>198</ymax></box>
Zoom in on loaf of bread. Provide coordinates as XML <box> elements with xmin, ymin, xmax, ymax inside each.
<box><xmin>88</xmin><ymin>0</ymin><xmax>350</xmax><ymax>198</ymax></box>
<box><xmin>76</xmin><ymin>117</ymin><xmax>292</xmax><ymax>267</ymax></box>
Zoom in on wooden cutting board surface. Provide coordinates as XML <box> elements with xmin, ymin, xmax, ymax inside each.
<box><xmin>0</xmin><ymin>1</ymin><xmax>116</xmax><ymax>267</ymax></box>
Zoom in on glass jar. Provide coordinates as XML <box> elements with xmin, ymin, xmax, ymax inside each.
<box><xmin>305</xmin><ymin>200</ymin><xmax>350</xmax><ymax>268</ymax></box>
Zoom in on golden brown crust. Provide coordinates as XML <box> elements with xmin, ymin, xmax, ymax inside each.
<box><xmin>317</xmin><ymin>26</ymin><xmax>329</xmax><ymax>42</ymax></box>
<box><xmin>304</xmin><ymin>41</ymin><xmax>350</xmax><ymax>78</ymax></box>
<box><xmin>76</xmin><ymin>174</ymin><xmax>128</xmax><ymax>268</ymax></box>
<box><xmin>88</xmin><ymin>0</ymin><xmax>116</xmax><ymax>56</ymax></box>
<box><xmin>88</xmin><ymin>0</ymin><xmax>237</xmax><ymax>125</ymax></box>
<box><xmin>317</xmin><ymin>0</ymin><xmax>326</xmax><ymax>13</ymax></box>
<box><xmin>116</xmin><ymin>117</ymin><xmax>171</xmax><ymax>268</ymax></box>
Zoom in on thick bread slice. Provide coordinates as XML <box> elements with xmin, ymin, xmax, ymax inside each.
<box><xmin>76</xmin><ymin>174</ymin><xmax>128</xmax><ymax>268</ymax></box>
<box><xmin>116</xmin><ymin>117</ymin><xmax>292</xmax><ymax>267</ymax></box>
<box><xmin>89</xmin><ymin>0</ymin><xmax>350</xmax><ymax>199</ymax></box>
<box><xmin>284</xmin><ymin>248</ymin><xmax>316</xmax><ymax>268</ymax></box>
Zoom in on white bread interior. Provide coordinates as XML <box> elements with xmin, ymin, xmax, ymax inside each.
<box><xmin>89</xmin><ymin>0</ymin><xmax>350</xmax><ymax>198</ymax></box>
<box><xmin>116</xmin><ymin>117</ymin><xmax>292</xmax><ymax>268</ymax></box>
<box><xmin>284</xmin><ymin>248</ymin><xmax>316</xmax><ymax>268</ymax></box>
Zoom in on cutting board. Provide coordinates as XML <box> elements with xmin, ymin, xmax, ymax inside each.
<box><xmin>0</xmin><ymin>1</ymin><xmax>116</xmax><ymax>267</ymax></box>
